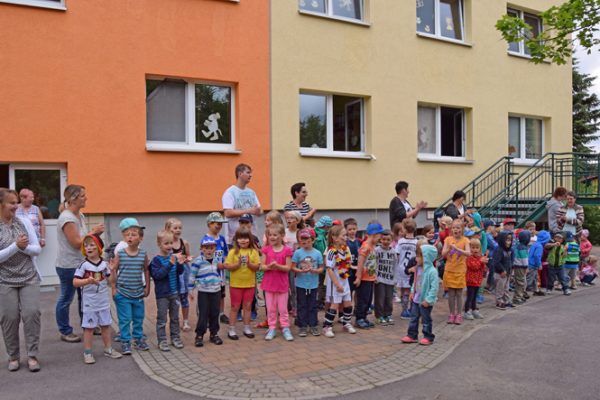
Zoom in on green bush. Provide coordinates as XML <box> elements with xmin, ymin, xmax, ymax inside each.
<box><xmin>584</xmin><ymin>205</ymin><xmax>600</xmax><ymax>245</ymax></box>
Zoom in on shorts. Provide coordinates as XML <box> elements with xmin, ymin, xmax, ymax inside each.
<box><xmin>230</xmin><ymin>287</ymin><xmax>255</xmax><ymax>308</ymax></box>
<box><xmin>179</xmin><ymin>293</ymin><xmax>190</xmax><ymax>308</ymax></box>
<box><xmin>325</xmin><ymin>279</ymin><xmax>352</xmax><ymax>304</ymax></box>
<box><xmin>82</xmin><ymin>309</ymin><xmax>112</xmax><ymax>329</ymax></box>
<box><xmin>396</xmin><ymin>266</ymin><xmax>411</xmax><ymax>288</ymax></box>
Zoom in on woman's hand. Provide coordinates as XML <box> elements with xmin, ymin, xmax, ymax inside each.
<box><xmin>16</xmin><ymin>234</ymin><xmax>29</xmax><ymax>250</ymax></box>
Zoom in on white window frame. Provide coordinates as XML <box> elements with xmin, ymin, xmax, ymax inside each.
<box><xmin>299</xmin><ymin>92</ymin><xmax>366</xmax><ymax>157</ymax></box>
<box><xmin>0</xmin><ymin>0</ymin><xmax>66</xmax><ymax>10</ymax></box>
<box><xmin>145</xmin><ymin>77</ymin><xmax>237</xmax><ymax>153</ymax></box>
<box><xmin>508</xmin><ymin>115</ymin><xmax>544</xmax><ymax>163</ymax></box>
<box><xmin>417</xmin><ymin>105</ymin><xmax>466</xmax><ymax>161</ymax></box>
<box><xmin>506</xmin><ymin>8</ymin><xmax>542</xmax><ymax>57</ymax></box>
<box><xmin>298</xmin><ymin>0</ymin><xmax>365</xmax><ymax>23</ymax></box>
<box><xmin>416</xmin><ymin>0</ymin><xmax>465</xmax><ymax>44</ymax></box>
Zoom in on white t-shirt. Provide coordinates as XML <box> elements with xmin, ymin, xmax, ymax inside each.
<box><xmin>402</xmin><ymin>200</ymin><xmax>412</xmax><ymax>213</ymax></box>
<box><xmin>74</xmin><ymin>259</ymin><xmax>111</xmax><ymax>312</ymax></box>
<box><xmin>222</xmin><ymin>185</ymin><xmax>261</xmax><ymax>244</ymax></box>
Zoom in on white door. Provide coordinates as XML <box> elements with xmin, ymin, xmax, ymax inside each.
<box><xmin>9</xmin><ymin>164</ymin><xmax>67</xmax><ymax>286</ymax></box>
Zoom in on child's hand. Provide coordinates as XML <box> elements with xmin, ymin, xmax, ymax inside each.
<box><xmin>421</xmin><ymin>300</ymin><xmax>430</xmax><ymax>308</ymax></box>
<box><xmin>189</xmin><ymin>292</ymin><xmax>195</xmax><ymax>301</ymax></box>
<box><xmin>354</xmin><ymin>277</ymin><xmax>361</xmax><ymax>287</ymax></box>
<box><xmin>217</xmin><ymin>263</ymin><xmax>224</xmax><ymax>270</ymax></box>
<box><xmin>170</xmin><ymin>255</ymin><xmax>177</xmax><ymax>264</ymax></box>
<box><xmin>176</xmin><ymin>254</ymin><xmax>187</xmax><ymax>264</ymax></box>
<box><xmin>409</xmin><ymin>293</ymin><xmax>414</xmax><ymax>303</ymax></box>
<box><xmin>144</xmin><ymin>286</ymin><xmax>150</xmax><ymax>298</ymax></box>
<box><xmin>336</xmin><ymin>285</ymin><xmax>344</xmax><ymax>293</ymax></box>
<box><xmin>408</xmin><ymin>267</ymin><xmax>416</xmax><ymax>274</ymax></box>
<box><xmin>481</xmin><ymin>256</ymin><xmax>489</xmax><ymax>264</ymax></box>
<box><xmin>88</xmin><ymin>277</ymin><xmax>100</xmax><ymax>286</ymax></box>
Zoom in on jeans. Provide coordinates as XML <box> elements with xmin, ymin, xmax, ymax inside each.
<box><xmin>55</xmin><ymin>267</ymin><xmax>82</xmax><ymax>335</ymax></box>
<box><xmin>355</xmin><ymin>280</ymin><xmax>374</xmax><ymax>320</ymax></box>
<box><xmin>526</xmin><ymin>269</ymin><xmax>539</xmax><ymax>292</ymax></box>
<box><xmin>195</xmin><ymin>291</ymin><xmax>220</xmax><ymax>337</ymax></box>
<box><xmin>296</xmin><ymin>287</ymin><xmax>318</xmax><ymax>328</ymax></box>
<box><xmin>374</xmin><ymin>282</ymin><xmax>394</xmax><ymax>318</ymax></box>
<box><xmin>0</xmin><ymin>284</ymin><xmax>41</xmax><ymax>359</ymax></box>
<box><xmin>265</xmin><ymin>291</ymin><xmax>289</xmax><ymax>329</ymax></box>
<box><xmin>114</xmin><ymin>292</ymin><xmax>145</xmax><ymax>343</ymax></box>
<box><xmin>407</xmin><ymin>301</ymin><xmax>434</xmax><ymax>341</ymax></box>
<box><xmin>156</xmin><ymin>294</ymin><xmax>180</xmax><ymax>342</ymax></box>
<box><xmin>547</xmin><ymin>268</ymin><xmax>568</xmax><ymax>291</ymax></box>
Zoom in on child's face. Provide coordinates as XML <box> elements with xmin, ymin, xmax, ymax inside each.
<box><xmin>239</xmin><ymin>221</ymin><xmax>252</xmax><ymax>230</ymax></box>
<box><xmin>425</xmin><ymin>229</ymin><xmax>435</xmax><ymax>240</ymax></box>
<box><xmin>346</xmin><ymin>224</ymin><xmax>358</xmax><ymax>238</ymax></box>
<box><xmin>267</xmin><ymin>230</ymin><xmax>283</xmax><ymax>245</ymax></box>
<box><xmin>299</xmin><ymin>237</ymin><xmax>314</xmax><ymax>250</ymax></box>
<box><xmin>369</xmin><ymin>233</ymin><xmax>381</xmax><ymax>244</ymax></box>
<box><xmin>285</xmin><ymin>213</ymin><xmax>298</xmax><ymax>228</ymax></box>
<box><xmin>451</xmin><ymin>223</ymin><xmax>462</xmax><ymax>236</ymax></box>
<box><xmin>237</xmin><ymin>237</ymin><xmax>250</xmax><ymax>248</ymax></box>
<box><xmin>471</xmin><ymin>244</ymin><xmax>481</xmax><ymax>256</ymax></box>
<box><xmin>84</xmin><ymin>239</ymin><xmax>99</xmax><ymax>259</ymax></box>
<box><xmin>202</xmin><ymin>244</ymin><xmax>216</xmax><ymax>259</ymax></box>
<box><xmin>335</xmin><ymin>229</ymin><xmax>347</xmax><ymax>247</ymax></box>
<box><xmin>555</xmin><ymin>236</ymin><xmax>564</xmax><ymax>244</ymax></box>
<box><xmin>380</xmin><ymin>234</ymin><xmax>392</xmax><ymax>248</ymax></box>
<box><xmin>527</xmin><ymin>226</ymin><xmax>536</xmax><ymax>235</ymax></box>
<box><xmin>505</xmin><ymin>236</ymin><xmax>512</xmax><ymax>248</ymax></box>
<box><xmin>124</xmin><ymin>228</ymin><xmax>142</xmax><ymax>248</ymax></box>
<box><xmin>169</xmin><ymin>222</ymin><xmax>182</xmax><ymax>237</ymax></box>
<box><xmin>208</xmin><ymin>222</ymin><xmax>222</xmax><ymax>234</ymax></box>
<box><xmin>504</xmin><ymin>224</ymin><xmax>515</xmax><ymax>232</ymax></box>
<box><xmin>158</xmin><ymin>237</ymin><xmax>174</xmax><ymax>254</ymax></box>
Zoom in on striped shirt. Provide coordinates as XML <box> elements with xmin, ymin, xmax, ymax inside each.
<box><xmin>283</xmin><ymin>201</ymin><xmax>311</xmax><ymax>217</ymax></box>
<box><xmin>116</xmin><ymin>249</ymin><xmax>147</xmax><ymax>299</ymax></box>
<box><xmin>189</xmin><ymin>255</ymin><xmax>222</xmax><ymax>293</ymax></box>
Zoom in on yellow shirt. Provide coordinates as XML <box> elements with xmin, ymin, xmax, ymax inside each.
<box><xmin>225</xmin><ymin>248</ymin><xmax>260</xmax><ymax>288</ymax></box>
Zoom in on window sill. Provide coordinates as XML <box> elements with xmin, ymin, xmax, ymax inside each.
<box><xmin>507</xmin><ymin>51</ymin><xmax>550</xmax><ymax>64</ymax></box>
<box><xmin>511</xmin><ymin>159</ymin><xmax>541</xmax><ymax>166</ymax></box>
<box><xmin>299</xmin><ymin>149</ymin><xmax>374</xmax><ymax>160</ymax></box>
<box><xmin>417</xmin><ymin>156</ymin><xmax>473</xmax><ymax>164</ymax></box>
<box><xmin>416</xmin><ymin>32</ymin><xmax>472</xmax><ymax>47</ymax></box>
<box><xmin>146</xmin><ymin>143</ymin><xmax>241</xmax><ymax>154</ymax></box>
<box><xmin>0</xmin><ymin>0</ymin><xmax>66</xmax><ymax>10</ymax></box>
<box><xmin>298</xmin><ymin>10</ymin><xmax>371</xmax><ymax>27</ymax></box>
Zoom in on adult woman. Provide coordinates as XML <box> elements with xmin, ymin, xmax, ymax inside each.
<box><xmin>283</xmin><ymin>182</ymin><xmax>316</xmax><ymax>224</ymax></box>
<box><xmin>546</xmin><ymin>187</ymin><xmax>567</xmax><ymax>233</ymax></box>
<box><xmin>16</xmin><ymin>188</ymin><xmax>46</xmax><ymax>247</ymax></box>
<box><xmin>0</xmin><ymin>188</ymin><xmax>42</xmax><ymax>372</ymax></box>
<box><xmin>557</xmin><ymin>191</ymin><xmax>585</xmax><ymax>237</ymax></box>
<box><xmin>388</xmin><ymin>181</ymin><xmax>427</xmax><ymax>228</ymax></box>
<box><xmin>445</xmin><ymin>190</ymin><xmax>467</xmax><ymax>220</ymax></box>
<box><xmin>55</xmin><ymin>185</ymin><xmax>104</xmax><ymax>343</ymax></box>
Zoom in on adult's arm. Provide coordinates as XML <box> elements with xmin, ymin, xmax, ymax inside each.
<box><xmin>63</xmin><ymin>222</ymin><xmax>84</xmax><ymax>250</ymax></box>
<box><xmin>18</xmin><ymin>216</ymin><xmax>41</xmax><ymax>257</ymax></box>
<box><xmin>38</xmin><ymin>208</ymin><xmax>46</xmax><ymax>245</ymax></box>
<box><xmin>222</xmin><ymin>189</ymin><xmax>262</xmax><ymax>217</ymax></box>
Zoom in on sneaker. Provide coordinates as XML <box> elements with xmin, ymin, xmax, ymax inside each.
<box><xmin>400</xmin><ymin>310</ymin><xmax>411</xmax><ymax>320</ymax></box>
<box><xmin>323</xmin><ymin>326</ymin><xmax>335</xmax><ymax>338</ymax></box>
<box><xmin>7</xmin><ymin>360</ymin><xmax>19</xmax><ymax>372</ymax></box>
<box><xmin>237</xmin><ymin>311</ymin><xmax>242</xmax><ymax>321</ymax></box>
<box><xmin>564</xmin><ymin>289</ymin><xmax>572</xmax><ymax>296</ymax></box>
<box><xmin>367</xmin><ymin>319</ymin><xmax>375</xmax><ymax>328</ymax></box>
<box><xmin>505</xmin><ymin>303</ymin><xmax>516</xmax><ymax>308</ymax></box>
<box><xmin>393</xmin><ymin>296</ymin><xmax>401</xmax><ymax>303</ymax></box>
<box><xmin>401</xmin><ymin>335</ymin><xmax>418</xmax><ymax>344</ymax></box>
<box><xmin>472</xmin><ymin>310</ymin><xmax>483</xmax><ymax>319</ymax></box>
<box><xmin>386</xmin><ymin>316</ymin><xmax>395</xmax><ymax>325</ymax></box>
<box><xmin>570</xmin><ymin>286</ymin><xmax>577</xmax><ymax>290</ymax></box>
<box><xmin>582</xmin><ymin>282</ymin><xmax>591</xmax><ymax>287</ymax></box>
<box><xmin>60</xmin><ymin>333</ymin><xmax>81</xmax><ymax>343</ymax></box>
<box><xmin>533</xmin><ymin>291</ymin><xmax>545</xmax><ymax>296</ymax></box>
<box><xmin>195</xmin><ymin>336</ymin><xmax>204</xmax><ymax>347</ymax></box>
<box><xmin>158</xmin><ymin>341</ymin><xmax>170</xmax><ymax>352</ymax></box>
<box><xmin>182</xmin><ymin>321</ymin><xmax>191</xmax><ymax>332</ymax></box>
<box><xmin>513</xmin><ymin>299</ymin><xmax>524</xmax><ymax>305</ymax></box>
<box><xmin>171</xmin><ymin>338</ymin><xmax>184</xmax><ymax>349</ymax></box>
<box><xmin>464</xmin><ymin>311</ymin><xmax>474</xmax><ymax>320</ymax></box>
<box><xmin>255</xmin><ymin>320</ymin><xmax>268</xmax><ymax>329</ymax></box>
<box><xmin>523</xmin><ymin>292</ymin><xmax>530</xmax><ymax>299</ymax></box>
<box><xmin>447</xmin><ymin>314</ymin><xmax>455</xmax><ymax>324</ymax></box>
<box><xmin>298</xmin><ymin>327</ymin><xmax>308</xmax><ymax>337</ymax></box>
<box><xmin>419</xmin><ymin>338</ymin><xmax>433</xmax><ymax>346</ymax></box>
<box><xmin>282</xmin><ymin>327</ymin><xmax>294</xmax><ymax>341</ymax></box>
<box><xmin>310</xmin><ymin>326</ymin><xmax>320</xmax><ymax>336</ymax></box>
<box><xmin>545</xmin><ymin>289</ymin><xmax>552</xmax><ymax>294</ymax></box>
<box><xmin>376</xmin><ymin>317</ymin><xmax>387</xmax><ymax>325</ymax></box>
<box><xmin>219</xmin><ymin>314</ymin><xmax>230</xmax><ymax>324</ymax></box>
<box><xmin>265</xmin><ymin>329</ymin><xmax>276</xmax><ymax>341</ymax></box>
<box><xmin>454</xmin><ymin>314</ymin><xmax>463</xmax><ymax>325</ymax></box>
<box><xmin>344</xmin><ymin>323</ymin><xmax>357</xmax><ymax>334</ymax></box>
<box><xmin>476</xmin><ymin>294</ymin><xmax>484</xmax><ymax>304</ymax></box>
<box><xmin>113</xmin><ymin>334</ymin><xmax>121</xmax><ymax>343</ymax></box>
<box><xmin>209</xmin><ymin>335</ymin><xmax>223</xmax><ymax>345</ymax></box>
<box><xmin>495</xmin><ymin>303</ymin><xmax>506</xmax><ymax>310</ymax></box>
<box><xmin>83</xmin><ymin>353</ymin><xmax>95</xmax><ymax>364</ymax></box>
<box><xmin>134</xmin><ymin>338</ymin><xmax>150</xmax><ymax>351</ymax></box>
<box><xmin>251</xmin><ymin>311</ymin><xmax>258</xmax><ymax>321</ymax></box>
<box><xmin>121</xmin><ymin>342</ymin><xmax>132</xmax><ymax>355</ymax></box>
<box><xmin>356</xmin><ymin>319</ymin><xmax>370</xmax><ymax>329</ymax></box>
<box><xmin>104</xmin><ymin>348</ymin><xmax>123</xmax><ymax>359</ymax></box>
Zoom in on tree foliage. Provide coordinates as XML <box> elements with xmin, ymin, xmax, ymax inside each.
<box><xmin>573</xmin><ymin>60</ymin><xmax>600</xmax><ymax>153</ymax></box>
<box><xmin>496</xmin><ymin>0</ymin><xmax>600</xmax><ymax>64</ymax></box>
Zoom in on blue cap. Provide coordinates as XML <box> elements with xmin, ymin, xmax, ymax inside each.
<box><xmin>239</xmin><ymin>214</ymin><xmax>253</xmax><ymax>223</ymax></box>
<box><xmin>201</xmin><ymin>237</ymin><xmax>217</xmax><ymax>247</ymax></box>
<box><xmin>119</xmin><ymin>217</ymin><xmax>145</xmax><ymax>232</ymax></box>
<box><xmin>565</xmin><ymin>231</ymin><xmax>574</xmax><ymax>242</ymax></box>
<box><xmin>366</xmin><ymin>223</ymin><xmax>385</xmax><ymax>235</ymax></box>
<box><xmin>315</xmin><ymin>216</ymin><xmax>333</xmax><ymax>228</ymax></box>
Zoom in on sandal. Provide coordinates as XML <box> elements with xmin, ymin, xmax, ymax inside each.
<box><xmin>27</xmin><ymin>357</ymin><xmax>40</xmax><ymax>372</ymax></box>
<box><xmin>8</xmin><ymin>359</ymin><xmax>19</xmax><ymax>372</ymax></box>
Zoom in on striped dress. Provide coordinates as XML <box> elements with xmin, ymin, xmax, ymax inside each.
<box><xmin>116</xmin><ymin>249</ymin><xmax>147</xmax><ymax>299</ymax></box>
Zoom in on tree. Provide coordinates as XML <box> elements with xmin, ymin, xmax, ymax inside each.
<box><xmin>573</xmin><ymin>60</ymin><xmax>600</xmax><ymax>153</ymax></box>
<box><xmin>496</xmin><ymin>0</ymin><xmax>600</xmax><ymax>65</ymax></box>
<box><xmin>300</xmin><ymin>115</ymin><xmax>327</xmax><ymax>148</ymax></box>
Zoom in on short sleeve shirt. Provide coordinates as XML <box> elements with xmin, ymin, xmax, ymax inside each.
<box><xmin>375</xmin><ymin>246</ymin><xmax>397</xmax><ymax>285</ymax></box>
<box><xmin>358</xmin><ymin>241</ymin><xmax>377</xmax><ymax>281</ymax></box>
<box><xmin>283</xmin><ymin>201</ymin><xmax>311</xmax><ymax>217</ymax></box>
<box><xmin>222</xmin><ymin>185</ymin><xmax>261</xmax><ymax>244</ymax></box>
<box><xmin>292</xmin><ymin>247</ymin><xmax>323</xmax><ymax>289</ymax></box>
<box><xmin>74</xmin><ymin>259</ymin><xmax>111</xmax><ymax>312</ymax></box>
<box><xmin>225</xmin><ymin>248</ymin><xmax>260</xmax><ymax>288</ymax></box>
<box><xmin>260</xmin><ymin>245</ymin><xmax>294</xmax><ymax>293</ymax></box>
<box><xmin>56</xmin><ymin>210</ymin><xmax>87</xmax><ymax>269</ymax></box>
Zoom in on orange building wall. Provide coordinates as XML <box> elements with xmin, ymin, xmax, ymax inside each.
<box><xmin>0</xmin><ymin>0</ymin><xmax>270</xmax><ymax>213</ymax></box>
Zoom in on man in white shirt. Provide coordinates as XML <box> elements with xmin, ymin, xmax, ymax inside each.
<box><xmin>222</xmin><ymin>164</ymin><xmax>263</xmax><ymax>244</ymax></box>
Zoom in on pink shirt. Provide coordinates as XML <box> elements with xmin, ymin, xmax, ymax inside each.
<box><xmin>261</xmin><ymin>245</ymin><xmax>293</xmax><ymax>293</ymax></box>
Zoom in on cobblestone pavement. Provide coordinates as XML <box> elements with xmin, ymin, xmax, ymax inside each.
<box><xmin>122</xmin><ymin>282</ymin><xmax>596</xmax><ymax>399</ymax></box>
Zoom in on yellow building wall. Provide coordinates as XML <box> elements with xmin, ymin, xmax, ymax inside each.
<box><xmin>271</xmin><ymin>0</ymin><xmax>572</xmax><ymax>210</ymax></box>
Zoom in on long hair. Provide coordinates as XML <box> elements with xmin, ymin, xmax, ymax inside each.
<box><xmin>232</xmin><ymin>227</ymin><xmax>258</xmax><ymax>255</ymax></box>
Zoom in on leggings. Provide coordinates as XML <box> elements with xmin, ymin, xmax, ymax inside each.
<box><xmin>447</xmin><ymin>288</ymin><xmax>463</xmax><ymax>315</ymax></box>
<box><xmin>464</xmin><ymin>286</ymin><xmax>479</xmax><ymax>312</ymax></box>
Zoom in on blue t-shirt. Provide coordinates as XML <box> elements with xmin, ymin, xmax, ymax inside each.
<box><xmin>292</xmin><ymin>248</ymin><xmax>324</xmax><ymax>289</ymax></box>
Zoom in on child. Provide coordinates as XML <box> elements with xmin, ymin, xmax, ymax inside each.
<box><xmin>292</xmin><ymin>228</ymin><xmax>324</xmax><ymax>337</ymax></box>
<box><xmin>261</xmin><ymin>224</ymin><xmax>294</xmax><ymax>341</ymax></box>
<box><xmin>315</xmin><ymin>216</ymin><xmax>333</xmax><ymax>310</ymax></box>
<box><xmin>284</xmin><ymin>210</ymin><xmax>303</xmax><ymax>249</ymax></box>
<box><xmin>580</xmin><ymin>255</ymin><xmax>598</xmax><ymax>286</ymax></box>
<box><xmin>546</xmin><ymin>232</ymin><xmax>571</xmax><ymax>295</ymax></box>
<box><xmin>527</xmin><ymin>230</ymin><xmax>550</xmax><ymax>296</ymax></box>
<box><xmin>391</xmin><ymin>222</ymin><xmax>404</xmax><ymax>248</ymax></box>
<box><xmin>355</xmin><ymin>222</ymin><xmax>384</xmax><ymax>329</ymax></box>
<box><xmin>374</xmin><ymin>230</ymin><xmax>397</xmax><ymax>325</ymax></box>
<box><xmin>323</xmin><ymin>225</ymin><xmax>357</xmax><ymax>338</ymax></box>
<box><xmin>563</xmin><ymin>232</ymin><xmax>580</xmax><ymax>290</ymax></box>
<box><xmin>441</xmin><ymin>219</ymin><xmax>470</xmax><ymax>323</ymax></box>
<box><xmin>73</xmin><ymin>234</ymin><xmax>122</xmax><ymax>364</ymax></box>
<box><xmin>345</xmin><ymin>217</ymin><xmax>361</xmax><ymax>296</ymax></box>
<box><xmin>189</xmin><ymin>237</ymin><xmax>224</xmax><ymax>347</ymax></box>
<box><xmin>395</xmin><ymin>219</ymin><xmax>419</xmax><ymax>320</ymax></box>
<box><xmin>580</xmin><ymin>229</ymin><xmax>593</xmax><ymax>262</ymax></box>
<box><xmin>464</xmin><ymin>239</ymin><xmax>487</xmax><ymax>319</ymax></box>
<box><xmin>239</xmin><ymin>214</ymin><xmax>261</xmax><ymax>248</ymax></box>
<box><xmin>512</xmin><ymin>230</ymin><xmax>531</xmax><ymax>305</ymax></box>
<box><xmin>401</xmin><ymin>244</ymin><xmax>439</xmax><ymax>346</ymax></box>
<box><xmin>423</xmin><ymin>224</ymin><xmax>436</xmax><ymax>245</ymax></box>
<box><xmin>437</xmin><ymin>216</ymin><xmax>453</xmax><ymax>245</ymax></box>
<box><xmin>525</xmin><ymin>221</ymin><xmax>537</xmax><ymax>243</ymax></box>
<box><xmin>483</xmin><ymin>219</ymin><xmax>499</xmax><ymax>294</ymax></box>
<box><xmin>238</xmin><ymin>213</ymin><xmax>262</xmax><ymax>325</ymax></box>
<box><xmin>164</xmin><ymin>218</ymin><xmax>192</xmax><ymax>332</ymax></box>
<box><xmin>490</xmin><ymin>230</ymin><xmax>513</xmax><ymax>309</ymax></box>
<box><xmin>110</xmin><ymin>218</ymin><xmax>150</xmax><ymax>354</ymax></box>
<box><xmin>224</xmin><ymin>228</ymin><xmax>261</xmax><ymax>340</ymax></box>
<box><xmin>149</xmin><ymin>230</ymin><xmax>185</xmax><ymax>352</ymax></box>
<box><xmin>203</xmin><ymin>212</ymin><xmax>230</xmax><ymax>324</ymax></box>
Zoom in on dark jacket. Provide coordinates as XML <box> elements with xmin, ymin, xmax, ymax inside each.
<box><xmin>491</xmin><ymin>231</ymin><xmax>513</xmax><ymax>274</ymax></box>
<box><xmin>389</xmin><ymin>197</ymin><xmax>409</xmax><ymax>228</ymax></box>
<box><xmin>444</xmin><ymin>203</ymin><xmax>464</xmax><ymax>220</ymax></box>
<box><xmin>150</xmin><ymin>255</ymin><xmax>184</xmax><ymax>299</ymax></box>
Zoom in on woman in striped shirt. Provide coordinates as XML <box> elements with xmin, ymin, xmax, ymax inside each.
<box><xmin>283</xmin><ymin>182</ymin><xmax>316</xmax><ymax>224</ymax></box>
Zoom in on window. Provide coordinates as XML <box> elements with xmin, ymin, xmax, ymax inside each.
<box><xmin>146</xmin><ymin>78</ymin><xmax>235</xmax><ymax>152</ymax></box>
<box><xmin>506</xmin><ymin>8</ymin><xmax>542</xmax><ymax>56</ymax></box>
<box><xmin>299</xmin><ymin>0</ymin><xmax>363</xmax><ymax>21</ymax></box>
<box><xmin>0</xmin><ymin>0</ymin><xmax>65</xmax><ymax>10</ymax></box>
<box><xmin>417</xmin><ymin>0</ymin><xmax>464</xmax><ymax>41</ymax></box>
<box><xmin>418</xmin><ymin>105</ymin><xmax>465</xmax><ymax>159</ymax></box>
<box><xmin>300</xmin><ymin>93</ymin><xmax>365</xmax><ymax>154</ymax></box>
<box><xmin>508</xmin><ymin>116</ymin><xmax>543</xmax><ymax>161</ymax></box>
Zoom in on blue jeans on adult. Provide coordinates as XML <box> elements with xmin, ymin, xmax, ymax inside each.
<box><xmin>407</xmin><ymin>301</ymin><xmax>435</xmax><ymax>341</ymax></box>
<box><xmin>55</xmin><ymin>267</ymin><xmax>83</xmax><ymax>335</ymax></box>
<box><xmin>114</xmin><ymin>292</ymin><xmax>145</xmax><ymax>343</ymax></box>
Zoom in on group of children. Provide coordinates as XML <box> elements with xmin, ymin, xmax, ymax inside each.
<box><xmin>72</xmin><ymin>209</ymin><xmax>597</xmax><ymax>363</ymax></box>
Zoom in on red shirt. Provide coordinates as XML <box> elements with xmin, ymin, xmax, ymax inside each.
<box><xmin>465</xmin><ymin>255</ymin><xmax>486</xmax><ymax>287</ymax></box>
